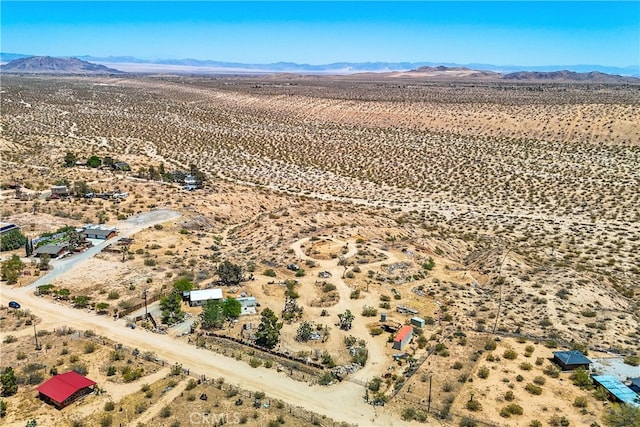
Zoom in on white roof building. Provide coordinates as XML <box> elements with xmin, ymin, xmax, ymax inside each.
<box><xmin>188</xmin><ymin>289</ymin><xmax>223</xmax><ymax>306</ymax></box>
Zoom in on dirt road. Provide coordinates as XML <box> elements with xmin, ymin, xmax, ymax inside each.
<box><xmin>1</xmin><ymin>287</ymin><xmax>399</xmax><ymax>426</ymax></box>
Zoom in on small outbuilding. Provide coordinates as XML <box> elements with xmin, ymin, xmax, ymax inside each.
<box><xmin>37</xmin><ymin>371</ymin><xmax>96</xmax><ymax>409</ymax></box>
<box><xmin>393</xmin><ymin>325</ymin><xmax>414</xmax><ymax>350</ymax></box>
<box><xmin>188</xmin><ymin>288</ymin><xmax>223</xmax><ymax>307</ymax></box>
<box><xmin>50</xmin><ymin>185</ymin><xmax>70</xmax><ymax>197</ymax></box>
<box><xmin>236</xmin><ymin>296</ymin><xmax>257</xmax><ymax>315</ymax></box>
<box><xmin>552</xmin><ymin>350</ymin><xmax>592</xmax><ymax>371</ymax></box>
<box><xmin>411</xmin><ymin>317</ymin><xmax>426</xmax><ymax>328</ymax></box>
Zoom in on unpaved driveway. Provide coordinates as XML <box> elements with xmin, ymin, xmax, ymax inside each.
<box><xmin>21</xmin><ymin>209</ymin><xmax>181</xmax><ymax>292</ymax></box>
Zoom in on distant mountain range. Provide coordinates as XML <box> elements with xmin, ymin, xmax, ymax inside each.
<box><xmin>1</xmin><ymin>53</ymin><xmax>638</xmax><ymax>82</ymax></box>
<box><xmin>1</xmin><ymin>56</ymin><xmax>123</xmax><ymax>75</ymax></box>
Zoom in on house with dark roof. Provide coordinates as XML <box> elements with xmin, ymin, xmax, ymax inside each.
<box><xmin>552</xmin><ymin>350</ymin><xmax>592</xmax><ymax>371</ymax></box>
<box><xmin>393</xmin><ymin>325</ymin><xmax>414</xmax><ymax>350</ymax></box>
<box><xmin>34</xmin><ymin>243</ymin><xmax>69</xmax><ymax>258</ymax></box>
<box><xmin>81</xmin><ymin>227</ymin><xmax>117</xmax><ymax>240</ymax></box>
<box><xmin>37</xmin><ymin>371</ymin><xmax>96</xmax><ymax>409</ymax></box>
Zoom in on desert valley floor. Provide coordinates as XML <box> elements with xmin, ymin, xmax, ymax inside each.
<box><xmin>0</xmin><ymin>75</ymin><xmax>639</xmax><ymax>427</ymax></box>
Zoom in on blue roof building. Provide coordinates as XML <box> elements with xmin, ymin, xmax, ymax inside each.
<box><xmin>592</xmin><ymin>375</ymin><xmax>640</xmax><ymax>407</ymax></box>
<box><xmin>552</xmin><ymin>350</ymin><xmax>592</xmax><ymax>370</ymax></box>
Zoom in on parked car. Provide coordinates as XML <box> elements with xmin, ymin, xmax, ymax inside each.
<box><xmin>8</xmin><ymin>301</ymin><xmax>20</xmax><ymax>309</ymax></box>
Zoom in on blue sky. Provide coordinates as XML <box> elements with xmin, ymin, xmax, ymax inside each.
<box><xmin>1</xmin><ymin>1</ymin><xmax>638</xmax><ymax>66</ymax></box>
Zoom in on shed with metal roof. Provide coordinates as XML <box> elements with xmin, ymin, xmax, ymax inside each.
<box><xmin>393</xmin><ymin>325</ymin><xmax>413</xmax><ymax>350</ymax></box>
<box><xmin>592</xmin><ymin>375</ymin><xmax>640</xmax><ymax>407</ymax></box>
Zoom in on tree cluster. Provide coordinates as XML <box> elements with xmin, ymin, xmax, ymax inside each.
<box><xmin>200</xmin><ymin>298</ymin><xmax>241</xmax><ymax>329</ymax></box>
<box><xmin>256</xmin><ymin>308</ymin><xmax>282</xmax><ymax>349</ymax></box>
<box><xmin>216</xmin><ymin>261</ymin><xmax>243</xmax><ymax>285</ymax></box>
<box><xmin>1</xmin><ymin>229</ymin><xmax>27</xmax><ymax>252</ymax></box>
<box><xmin>1</xmin><ymin>255</ymin><xmax>24</xmax><ymax>285</ymax></box>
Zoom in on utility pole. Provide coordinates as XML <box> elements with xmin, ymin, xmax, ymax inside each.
<box><xmin>142</xmin><ymin>288</ymin><xmax>148</xmax><ymax>320</ymax></box>
<box><xmin>427</xmin><ymin>374</ymin><xmax>432</xmax><ymax>413</ymax></box>
<box><xmin>34</xmin><ymin>322</ymin><xmax>41</xmax><ymax>350</ymax></box>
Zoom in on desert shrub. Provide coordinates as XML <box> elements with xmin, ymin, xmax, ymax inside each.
<box><xmin>503</xmin><ymin>349</ymin><xmax>518</xmax><ymax>360</ymax></box>
<box><xmin>570</xmin><ymin>367</ymin><xmax>592</xmax><ymax>388</ymax></box>
<box><xmin>104</xmin><ymin>401</ymin><xmax>115</xmax><ymax>411</ymax></box>
<box><xmin>185</xmin><ymin>378</ymin><xmax>197</xmax><ymax>391</ymax></box>
<box><xmin>459</xmin><ymin>418</ymin><xmax>478</xmax><ymax>427</ymax></box>
<box><xmin>466</xmin><ymin>400</ymin><xmax>482</xmax><ymax>412</ymax></box>
<box><xmin>249</xmin><ymin>358</ymin><xmax>262</xmax><ymax>368</ymax></box>
<box><xmin>121</xmin><ymin>366</ymin><xmax>144</xmax><ymax>382</ymax></box>
<box><xmin>361</xmin><ymin>306</ymin><xmax>377</xmax><ymax>317</ymax></box>
<box><xmin>504</xmin><ymin>390</ymin><xmax>515</xmax><ymax>401</ymax></box>
<box><xmin>520</xmin><ymin>362</ymin><xmax>533</xmax><ymax>371</ymax></box>
<box><xmin>322</xmin><ymin>282</ymin><xmax>336</xmax><ymax>292</ymax></box>
<box><xmin>368</xmin><ymin>377</ymin><xmax>382</xmax><ymax>392</ymax></box>
<box><xmin>594</xmin><ymin>386</ymin><xmax>609</xmax><ymax>401</ymax></box>
<box><xmin>477</xmin><ymin>366</ymin><xmax>490</xmax><ymax>379</ymax></box>
<box><xmin>543</xmin><ymin>364</ymin><xmax>560</xmax><ymax>378</ymax></box>
<box><xmin>525</xmin><ymin>383</ymin><xmax>543</xmax><ymax>395</ymax></box>
<box><xmin>602</xmin><ymin>403</ymin><xmax>640</xmax><ymax>427</ymax></box>
<box><xmin>452</xmin><ymin>361</ymin><xmax>463</xmax><ymax>370</ymax></box>
<box><xmin>623</xmin><ymin>355</ymin><xmax>640</xmax><ymax>366</ymax></box>
<box><xmin>500</xmin><ymin>403</ymin><xmax>523</xmax><ymax>417</ymax></box>
<box><xmin>401</xmin><ymin>406</ymin><xmax>416</xmax><ymax>421</ymax></box>
<box><xmin>225</xmin><ymin>387</ymin><xmax>238</xmax><ymax>398</ymax></box>
<box><xmin>533</xmin><ymin>376</ymin><xmax>546</xmax><ymax>386</ymax></box>
<box><xmin>574</xmin><ymin>396</ymin><xmax>588</xmax><ymax>408</ymax></box>
<box><xmin>548</xmin><ymin>415</ymin><xmax>570</xmax><ymax>426</ymax></box>
<box><xmin>318</xmin><ymin>372</ymin><xmax>334</xmax><ymax>385</ymax></box>
<box><xmin>100</xmin><ymin>414</ymin><xmax>113</xmax><ymax>427</ymax></box>
<box><xmin>484</xmin><ymin>339</ymin><xmax>497</xmax><ymax>351</ymax></box>
<box><xmin>263</xmin><ymin>269</ymin><xmax>276</xmax><ymax>277</ymax></box>
<box><xmin>160</xmin><ymin>406</ymin><xmax>171</xmax><ymax>418</ymax></box>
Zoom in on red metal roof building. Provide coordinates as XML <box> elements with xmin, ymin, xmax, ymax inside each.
<box><xmin>393</xmin><ymin>325</ymin><xmax>414</xmax><ymax>350</ymax></box>
<box><xmin>37</xmin><ymin>371</ymin><xmax>96</xmax><ymax>409</ymax></box>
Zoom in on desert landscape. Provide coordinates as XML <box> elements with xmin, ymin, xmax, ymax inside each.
<box><xmin>1</xmin><ymin>73</ymin><xmax>639</xmax><ymax>427</ymax></box>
